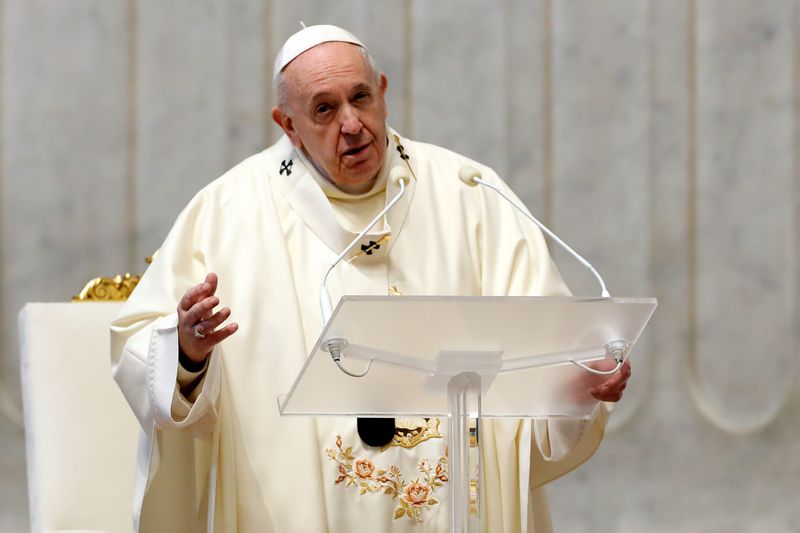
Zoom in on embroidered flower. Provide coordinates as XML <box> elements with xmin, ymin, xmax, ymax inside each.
<box><xmin>435</xmin><ymin>463</ymin><xmax>448</xmax><ymax>483</ymax></box>
<box><xmin>354</xmin><ymin>459</ymin><xmax>375</xmax><ymax>479</ymax></box>
<box><xmin>325</xmin><ymin>435</ymin><xmax>448</xmax><ymax>523</ymax></box>
<box><xmin>335</xmin><ymin>465</ymin><xmax>347</xmax><ymax>485</ymax></box>
<box><xmin>404</xmin><ymin>482</ymin><xmax>431</xmax><ymax>506</ymax></box>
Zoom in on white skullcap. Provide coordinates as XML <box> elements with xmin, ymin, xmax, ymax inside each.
<box><xmin>273</xmin><ymin>24</ymin><xmax>365</xmax><ymax>81</ymax></box>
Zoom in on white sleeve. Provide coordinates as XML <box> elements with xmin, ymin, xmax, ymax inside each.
<box><xmin>112</xmin><ymin>312</ymin><xmax>220</xmax><ymax>440</ymax></box>
<box><xmin>533</xmin><ymin>418</ymin><xmax>591</xmax><ymax>462</ymax></box>
<box><xmin>111</xmin><ymin>188</ymin><xmax>223</xmax><ymax>440</ymax></box>
<box><xmin>176</xmin><ymin>354</ymin><xmax>209</xmax><ymax>397</ymax></box>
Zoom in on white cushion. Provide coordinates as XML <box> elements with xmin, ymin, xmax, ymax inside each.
<box><xmin>19</xmin><ymin>302</ymin><xmax>138</xmax><ymax>533</ymax></box>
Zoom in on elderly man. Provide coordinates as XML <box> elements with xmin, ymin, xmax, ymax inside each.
<box><xmin>112</xmin><ymin>25</ymin><xmax>630</xmax><ymax>533</ymax></box>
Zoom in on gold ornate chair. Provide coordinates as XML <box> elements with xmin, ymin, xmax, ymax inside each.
<box><xmin>18</xmin><ymin>273</ymin><xmax>143</xmax><ymax>533</ymax></box>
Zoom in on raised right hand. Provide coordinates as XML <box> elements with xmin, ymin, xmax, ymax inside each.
<box><xmin>177</xmin><ymin>273</ymin><xmax>238</xmax><ymax>366</ymax></box>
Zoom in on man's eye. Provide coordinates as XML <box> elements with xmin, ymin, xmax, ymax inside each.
<box><xmin>315</xmin><ymin>104</ymin><xmax>332</xmax><ymax>115</ymax></box>
<box><xmin>353</xmin><ymin>92</ymin><xmax>370</xmax><ymax>102</ymax></box>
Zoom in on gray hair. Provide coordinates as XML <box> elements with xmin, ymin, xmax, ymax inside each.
<box><xmin>274</xmin><ymin>45</ymin><xmax>381</xmax><ymax>111</ymax></box>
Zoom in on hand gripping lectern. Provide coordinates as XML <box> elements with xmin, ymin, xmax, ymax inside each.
<box><xmin>279</xmin><ymin>295</ymin><xmax>656</xmax><ymax>532</ymax></box>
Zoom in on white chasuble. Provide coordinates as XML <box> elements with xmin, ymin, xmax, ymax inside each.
<box><xmin>111</xmin><ymin>129</ymin><xmax>608</xmax><ymax>533</ymax></box>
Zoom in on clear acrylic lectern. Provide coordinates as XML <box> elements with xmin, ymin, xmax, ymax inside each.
<box><xmin>279</xmin><ymin>295</ymin><xmax>657</xmax><ymax>532</ymax></box>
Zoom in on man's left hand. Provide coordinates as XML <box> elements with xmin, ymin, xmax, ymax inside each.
<box><xmin>589</xmin><ymin>360</ymin><xmax>632</xmax><ymax>402</ymax></box>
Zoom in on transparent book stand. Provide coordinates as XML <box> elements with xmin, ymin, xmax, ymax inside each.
<box><xmin>279</xmin><ymin>295</ymin><xmax>657</xmax><ymax>532</ymax></box>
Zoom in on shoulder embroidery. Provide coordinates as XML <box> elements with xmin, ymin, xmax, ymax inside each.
<box><xmin>395</xmin><ymin>143</ymin><xmax>410</xmax><ymax>161</ymax></box>
<box><xmin>392</xmin><ymin>134</ymin><xmax>418</xmax><ymax>183</ymax></box>
<box><xmin>279</xmin><ymin>159</ymin><xmax>293</xmax><ymax>175</ymax></box>
<box><xmin>347</xmin><ymin>235</ymin><xmax>391</xmax><ymax>262</ymax></box>
<box><xmin>393</xmin><ymin>134</ymin><xmax>411</xmax><ymax>163</ymax></box>
<box><xmin>325</xmin><ymin>434</ymin><xmax>448</xmax><ymax>522</ymax></box>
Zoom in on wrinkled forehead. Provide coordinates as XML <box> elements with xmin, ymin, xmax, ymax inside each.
<box><xmin>281</xmin><ymin>42</ymin><xmax>375</xmax><ymax>104</ymax></box>
<box><xmin>273</xmin><ymin>24</ymin><xmax>366</xmax><ymax>81</ymax></box>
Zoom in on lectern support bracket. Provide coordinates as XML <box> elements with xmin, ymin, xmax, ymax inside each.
<box><xmin>448</xmin><ymin>371</ymin><xmax>482</xmax><ymax>533</ymax></box>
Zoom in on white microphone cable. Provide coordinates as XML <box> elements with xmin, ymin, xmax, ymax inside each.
<box><xmin>319</xmin><ymin>167</ymin><xmax>411</xmax><ymax>377</ymax></box>
<box><xmin>458</xmin><ymin>166</ymin><xmax>621</xmax><ymax>376</ymax></box>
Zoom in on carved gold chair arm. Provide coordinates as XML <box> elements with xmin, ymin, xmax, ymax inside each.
<box><xmin>71</xmin><ymin>274</ymin><xmax>141</xmax><ymax>302</ymax></box>
<box><xmin>71</xmin><ymin>253</ymin><xmax>156</xmax><ymax>302</ymax></box>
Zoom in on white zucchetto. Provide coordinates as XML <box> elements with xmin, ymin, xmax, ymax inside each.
<box><xmin>273</xmin><ymin>24</ymin><xmax>365</xmax><ymax>81</ymax></box>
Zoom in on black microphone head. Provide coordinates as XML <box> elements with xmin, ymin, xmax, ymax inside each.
<box><xmin>357</xmin><ymin>417</ymin><xmax>396</xmax><ymax>447</ymax></box>
<box><xmin>458</xmin><ymin>165</ymin><xmax>481</xmax><ymax>186</ymax></box>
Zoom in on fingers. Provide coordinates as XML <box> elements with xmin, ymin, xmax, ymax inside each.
<box><xmin>179</xmin><ymin>273</ymin><xmax>219</xmax><ymax>312</ymax></box>
<box><xmin>180</xmin><ymin>282</ymin><xmax>212</xmax><ymax>312</ymax></box>
<box><xmin>600</xmin><ymin>369</ymin><xmax>624</xmax><ymax>390</ymax></box>
<box><xmin>194</xmin><ymin>307</ymin><xmax>231</xmax><ymax>337</ymax></box>
<box><xmin>590</xmin><ymin>360</ymin><xmax>632</xmax><ymax>402</ymax></box>
<box><xmin>601</xmin><ymin>360</ymin><xmax>631</xmax><ymax>387</ymax></box>
<box><xmin>203</xmin><ymin>322</ymin><xmax>239</xmax><ymax>345</ymax></box>
<box><xmin>188</xmin><ymin>296</ymin><xmax>220</xmax><ymax>325</ymax></box>
<box><xmin>593</xmin><ymin>391</ymin><xmax>624</xmax><ymax>402</ymax></box>
<box><xmin>179</xmin><ymin>314</ymin><xmax>238</xmax><ymax>364</ymax></box>
<box><xmin>177</xmin><ymin>273</ymin><xmax>236</xmax><ymax>364</ymax></box>
<box><xmin>204</xmin><ymin>272</ymin><xmax>218</xmax><ymax>295</ymax></box>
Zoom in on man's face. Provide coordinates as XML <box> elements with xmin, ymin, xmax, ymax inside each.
<box><xmin>272</xmin><ymin>42</ymin><xmax>389</xmax><ymax>194</ymax></box>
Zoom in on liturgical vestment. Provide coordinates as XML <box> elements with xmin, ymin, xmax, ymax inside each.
<box><xmin>111</xmin><ymin>128</ymin><xmax>609</xmax><ymax>533</ymax></box>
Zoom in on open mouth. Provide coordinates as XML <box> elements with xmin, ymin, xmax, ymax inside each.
<box><xmin>343</xmin><ymin>144</ymin><xmax>369</xmax><ymax>157</ymax></box>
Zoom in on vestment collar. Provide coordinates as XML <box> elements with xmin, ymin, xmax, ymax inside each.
<box><xmin>298</xmin><ymin>140</ymin><xmax>391</xmax><ymax>201</ymax></box>
<box><xmin>268</xmin><ymin>127</ymin><xmax>417</xmax><ymax>256</ymax></box>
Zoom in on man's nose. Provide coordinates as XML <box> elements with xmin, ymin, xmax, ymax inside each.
<box><xmin>340</xmin><ymin>106</ymin><xmax>362</xmax><ymax>135</ymax></box>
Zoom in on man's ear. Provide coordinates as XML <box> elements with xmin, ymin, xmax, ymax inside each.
<box><xmin>271</xmin><ymin>107</ymin><xmax>303</xmax><ymax>148</ymax></box>
<box><xmin>379</xmin><ymin>73</ymin><xmax>388</xmax><ymax>98</ymax></box>
<box><xmin>379</xmin><ymin>74</ymin><xmax>389</xmax><ymax>121</ymax></box>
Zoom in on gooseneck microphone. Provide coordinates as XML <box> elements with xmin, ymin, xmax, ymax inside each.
<box><xmin>459</xmin><ymin>165</ymin><xmax>623</xmax><ymax>376</ymax></box>
<box><xmin>458</xmin><ymin>165</ymin><xmax>610</xmax><ymax>298</ymax></box>
<box><xmin>320</xmin><ymin>166</ymin><xmax>410</xmax><ymax>379</ymax></box>
<box><xmin>319</xmin><ymin>166</ymin><xmax>411</xmax><ymax>326</ymax></box>
<box><xmin>318</xmin><ymin>166</ymin><xmax>411</xmax><ymax>448</ymax></box>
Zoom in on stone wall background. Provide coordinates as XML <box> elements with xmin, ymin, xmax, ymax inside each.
<box><xmin>1</xmin><ymin>1</ymin><xmax>798</xmax><ymax>531</ymax></box>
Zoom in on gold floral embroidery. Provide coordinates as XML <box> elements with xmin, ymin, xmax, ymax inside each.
<box><xmin>325</xmin><ymin>435</ymin><xmax>448</xmax><ymax>522</ymax></box>
<box><xmin>384</xmin><ymin>417</ymin><xmax>442</xmax><ymax>450</ymax></box>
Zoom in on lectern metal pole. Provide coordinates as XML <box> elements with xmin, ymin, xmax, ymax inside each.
<box><xmin>447</xmin><ymin>372</ymin><xmax>482</xmax><ymax>533</ymax></box>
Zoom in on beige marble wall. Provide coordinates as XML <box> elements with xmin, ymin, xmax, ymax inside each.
<box><xmin>694</xmin><ymin>0</ymin><xmax>795</xmax><ymax>434</ymax></box>
<box><xmin>1</xmin><ymin>0</ymin><xmax>798</xmax><ymax>530</ymax></box>
<box><xmin>1</xmin><ymin>0</ymin><xmax>131</xmax><ymax>403</ymax></box>
<box><xmin>546</xmin><ymin>1</ymin><xmax>800</xmax><ymax>531</ymax></box>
